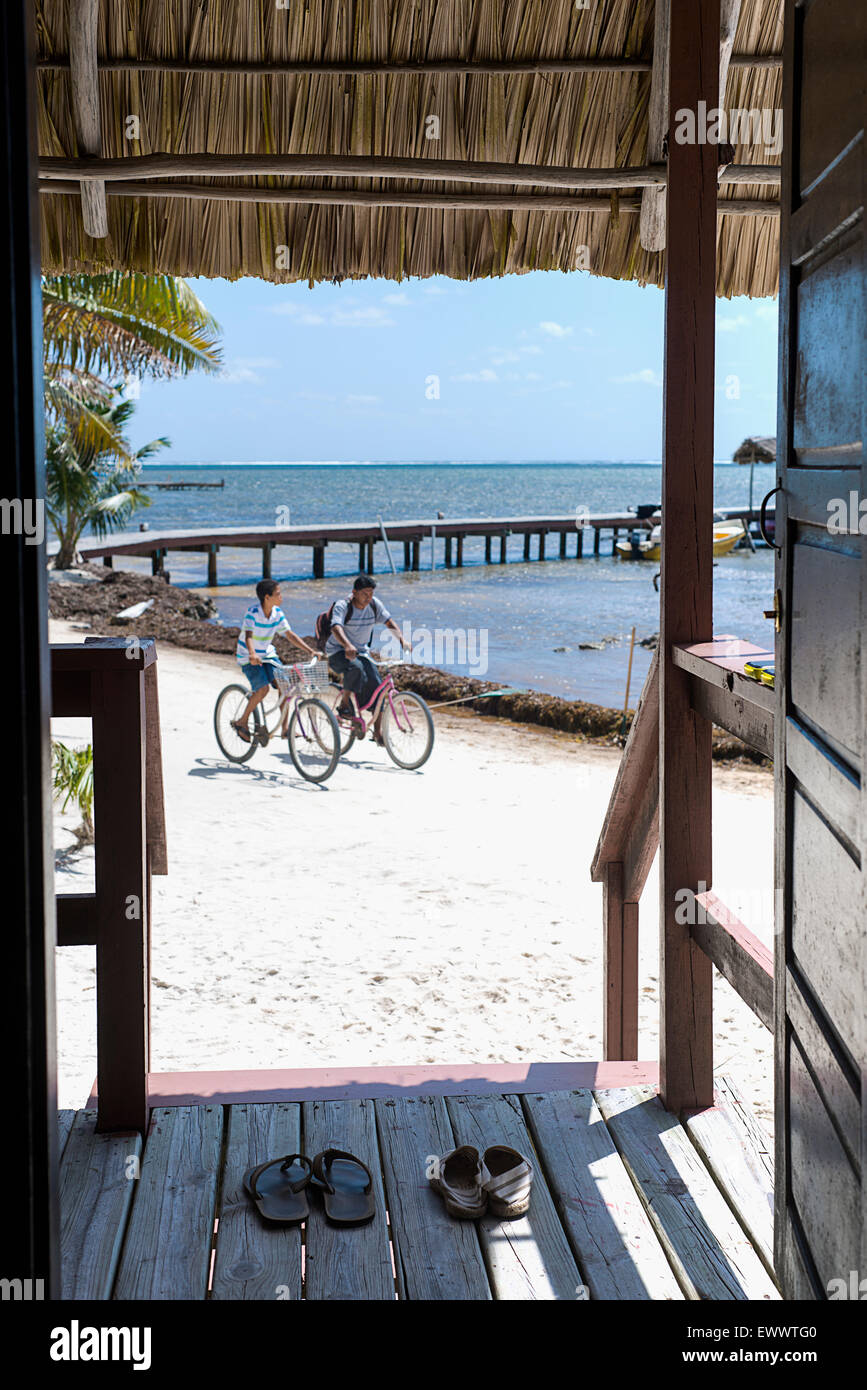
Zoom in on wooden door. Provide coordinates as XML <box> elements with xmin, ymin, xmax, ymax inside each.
<box><xmin>774</xmin><ymin>0</ymin><xmax>866</xmax><ymax>1297</ymax></box>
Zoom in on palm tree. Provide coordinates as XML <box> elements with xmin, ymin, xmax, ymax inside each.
<box><xmin>43</xmin><ymin>272</ymin><xmax>222</xmax><ymax>453</ymax></box>
<box><xmin>46</xmin><ymin>393</ymin><xmax>169</xmax><ymax>569</ymax></box>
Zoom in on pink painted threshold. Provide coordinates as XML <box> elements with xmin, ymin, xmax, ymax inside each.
<box><xmin>86</xmin><ymin>1060</ymin><xmax>659</xmax><ymax>1108</ymax></box>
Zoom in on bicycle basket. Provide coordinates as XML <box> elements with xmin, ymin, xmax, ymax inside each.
<box><xmin>274</xmin><ymin>658</ymin><xmax>331</xmax><ymax>695</ymax></box>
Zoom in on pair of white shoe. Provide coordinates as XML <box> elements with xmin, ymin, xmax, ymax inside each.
<box><xmin>430</xmin><ymin>1144</ymin><xmax>533</xmax><ymax>1220</ymax></box>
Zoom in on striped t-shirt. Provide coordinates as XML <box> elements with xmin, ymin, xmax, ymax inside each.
<box><xmin>236</xmin><ymin>603</ymin><xmax>291</xmax><ymax>666</ymax></box>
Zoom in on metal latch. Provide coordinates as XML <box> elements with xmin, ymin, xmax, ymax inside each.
<box><xmin>763</xmin><ymin>589</ymin><xmax>782</xmax><ymax>634</ymax></box>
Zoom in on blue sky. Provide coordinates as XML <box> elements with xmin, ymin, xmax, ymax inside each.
<box><xmin>126</xmin><ymin>271</ymin><xmax>778</xmax><ymax>464</ymax></box>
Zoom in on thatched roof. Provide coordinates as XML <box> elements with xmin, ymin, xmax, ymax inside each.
<box><xmin>733</xmin><ymin>434</ymin><xmax>776</xmax><ymax>463</ymax></box>
<box><xmin>35</xmin><ymin>1</ymin><xmax>783</xmax><ymax>295</ymax></box>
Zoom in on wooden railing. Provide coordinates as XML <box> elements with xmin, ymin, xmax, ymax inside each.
<box><xmin>592</xmin><ymin>637</ymin><xmax>775</xmax><ymax>1065</ymax></box>
<box><xmin>52</xmin><ymin>637</ymin><xmax>166</xmax><ymax>1133</ymax></box>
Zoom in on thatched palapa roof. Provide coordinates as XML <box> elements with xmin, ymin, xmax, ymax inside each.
<box><xmin>733</xmin><ymin>435</ymin><xmax>776</xmax><ymax>463</ymax></box>
<box><xmin>36</xmin><ymin>1</ymin><xmax>783</xmax><ymax>294</ymax></box>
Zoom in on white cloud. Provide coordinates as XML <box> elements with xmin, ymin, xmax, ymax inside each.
<box><xmin>421</xmin><ymin>284</ymin><xmax>447</xmax><ymax>296</ymax></box>
<box><xmin>451</xmin><ymin>368</ymin><xmax>498</xmax><ymax>383</ymax></box>
<box><xmin>612</xmin><ymin>368</ymin><xmax>663</xmax><ymax>386</ymax></box>
<box><xmin>271</xmin><ymin>301</ymin><xmax>396</xmax><ymax>328</ymax></box>
<box><xmin>717</xmin><ymin>314</ymin><xmax>750</xmax><ymax>334</ymax></box>
<box><xmin>524</xmin><ymin>371</ymin><xmax>542</xmax><ymax>381</ymax></box>
<box><xmin>345</xmin><ymin>394</ymin><xmax>381</xmax><ymax>405</ymax></box>
<box><xmin>755</xmin><ymin>302</ymin><xmax>777</xmax><ymax>322</ymax></box>
<box><xmin>382</xmin><ymin>292</ymin><xmax>410</xmax><ymax>306</ymax></box>
<box><xmin>539</xmin><ymin>321</ymin><xmax>573</xmax><ymax>338</ymax></box>
<box><xmin>220</xmin><ymin>356</ymin><xmax>281</xmax><ymax>384</ymax></box>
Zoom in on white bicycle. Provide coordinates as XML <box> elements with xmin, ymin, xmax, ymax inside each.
<box><xmin>214</xmin><ymin>657</ymin><xmax>341</xmax><ymax>783</ymax></box>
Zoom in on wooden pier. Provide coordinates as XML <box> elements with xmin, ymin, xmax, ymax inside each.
<box><xmin>137</xmin><ymin>479</ymin><xmax>225</xmax><ymax>490</ymax></box>
<box><xmin>76</xmin><ymin>506</ymin><xmax>768</xmax><ymax>584</ymax></box>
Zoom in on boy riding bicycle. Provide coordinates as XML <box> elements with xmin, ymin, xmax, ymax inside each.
<box><xmin>232</xmin><ymin>579</ymin><xmax>322</xmax><ymax>742</ymax></box>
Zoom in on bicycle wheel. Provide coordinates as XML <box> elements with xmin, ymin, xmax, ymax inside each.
<box><xmin>288</xmin><ymin>698</ymin><xmax>341</xmax><ymax>783</ymax></box>
<box><xmin>214</xmin><ymin>684</ymin><xmax>258</xmax><ymax>763</ymax></box>
<box><xmin>381</xmin><ymin>690</ymin><xmax>435</xmax><ymax>770</ymax></box>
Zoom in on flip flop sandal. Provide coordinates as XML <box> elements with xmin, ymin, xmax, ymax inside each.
<box><xmin>243</xmin><ymin>1153</ymin><xmax>312</xmax><ymax>1223</ymax></box>
<box><xmin>231</xmin><ymin>719</ymin><xmax>252</xmax><ymax>744</ymax></box>
<box><xmin>310</xmin><ymin>1148</ymin><xmax>376</xmax><ymax>1226</ymax></box>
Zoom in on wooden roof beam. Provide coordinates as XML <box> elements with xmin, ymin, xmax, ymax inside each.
<box><xmin>37</xmin><ymin>179</ymin><xmax>780</xmax><ymax>215</ymax></box>
<box><xmin>38</xmin><ymin>153</ymin><xmax>779</xmax><ymax>188</ymax></box>
<box><xmin>640</xmin><ymin>0</ymin><xmax>743</xmax><ymax>252</ymax></box>
<box><xmin>35</xmin><ymin>53</ymin><xmax>782</xmax><ymax>77</ymax></box>
<box><xmin>68</xmin><ymin>0</ymin><xmax>107</xmax><ymax>238</ymax></box>
<box><xmin>639</xmin><ymin>0</ymin><xmax>670</xmax><ymax>252</ymax></box>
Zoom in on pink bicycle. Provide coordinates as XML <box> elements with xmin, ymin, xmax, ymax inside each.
<box><xmin>327</xmin><ymin>659</ymin><xmax>435</xmax><ymax>770</ymax></box>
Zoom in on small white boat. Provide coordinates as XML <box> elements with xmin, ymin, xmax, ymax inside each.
<box><xmin>616</xmin><ymin>517</ymin><xmax>745</xmax><ymax>561</ymax></box>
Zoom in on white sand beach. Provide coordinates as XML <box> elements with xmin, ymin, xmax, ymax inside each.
<box><xmin>51</xmin><ymin>619</ymin><xmax>775</xmax><ymax>1133</ymax></box>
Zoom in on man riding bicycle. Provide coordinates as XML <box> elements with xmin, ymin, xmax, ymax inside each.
<box><xmin>326</xmin><ymin>574</ymin><xmax>411</xmax><ymax>742</ymax></box>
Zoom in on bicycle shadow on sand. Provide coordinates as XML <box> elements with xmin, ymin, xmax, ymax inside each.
<box><xmin>189</xmin><ymin>756</ymin><xmax>337</xmax><ymax>792</ymax></box>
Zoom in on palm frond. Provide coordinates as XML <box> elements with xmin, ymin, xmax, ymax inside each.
<box><xmin>42</xmin><ymin>272</ymin><xmax>223</xmax><ymax>380</ymax></box>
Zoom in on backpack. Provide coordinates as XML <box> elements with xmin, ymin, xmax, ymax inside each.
<box><xmin>314</xmin><ymin>598</ymin><xmax>350</xmax><ymax>648</ymax></box>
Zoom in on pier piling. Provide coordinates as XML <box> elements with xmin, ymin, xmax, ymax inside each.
<box><xmin>207</xmin><ymin>546</ymin><xmax>217</xmax><ymax>587</ymax></box>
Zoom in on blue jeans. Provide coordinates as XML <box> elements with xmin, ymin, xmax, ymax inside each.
<box><xmin>329</xmin><ymin>649</ymin><xmax>382</xmax><ymax>708</ymax></box>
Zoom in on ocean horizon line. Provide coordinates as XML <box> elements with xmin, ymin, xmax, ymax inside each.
<box><xmin>137</xmin><ymin>457</ymin><xmax>758</xmax><ymax>469</ymax></box>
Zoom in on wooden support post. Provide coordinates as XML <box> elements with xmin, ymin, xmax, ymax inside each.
<box><xmin>366</xmin><ymin>540</ymin><xmax>375</xmax><ymax>572</ymax></box>
<box><xmin>207</xmin><ymin>546</ymin><xmax>217</xmax><ymax>587</ymax></box>
<box><xmin>411</xmin><ymin>540</ymin><xmax>420</xmax><ymax>571</ymax></box>
<box><xmin>358</xmin><ymin>543</ymin><xmax>365</xmax><ymax>571</ymax></box>
<box><xmin>538</xmin><ymin>531</ymin><xmax>546</xmax><ymax>561</ymax></box>
<box><xmin>659</xmin><ymin>0</ymin><xmax>717</xmax><ymax>1113</ymax></box>
<box><xmin>151</xmin><ymin>549</ymin><xmax>165</xmax><ymax>576</ymax></box>
<box><xmin>262</xmin><ymin>542</ymin><xmax>272</xmax><ymax>579</ymax></box>
<box><xmin>456</xmin><ymin>535</ymin><xmax>464</xmax><ymax>567</ymax></box>
<box><xmin>499</xmin><ymin>534</ymin><xmax>507</xmax><ymax>564</ymax></box>
<box><xmin>312</xmin><ymin>544</ymin><xmax>325</xmax><ymax>579</ymax></box>
<box><xmin>603</xmin><ymin>862</ymin><xmax>639</xmax><ymax>1060</ymax></box>
<box><xmin>103</xmin><ymin>554</ymin><xmax>113</xmax><ymax>568</ymax></box>
<box><xmin>69</xmin><ymin>0</ymin><xmax>108</xmax><ymax>237</ymax></box>
<box><xmin>523</xmin><ymin>533</ymin><xmax>531</xmax><ymax>561</ymax></box>
<box><xmin>594</xmin><ymin>527</ymin><xmax>601</xmax><ymax>555</ymax></box>
<box><xmin>444</xmin><ymin>536</ymin><xmax>452</xmax><ymax>568</ymax></box>
<box><xmin>576</xmin><ymin>528</ymin><xmax>584</xmax><ymax>558</ymax></box>
<box><xmin>559</xmin><ymin>531</ymin><xmax>567</xmax><ymax>559</ymax></box>
<box><xmin>91</xmin><ymin>661</ymin><xmax>149</xmax><ymax>1131</ymax></box>
<box><xmin>484</xmin><ymin>534</ymin><xmax>492</xmax><ymax>564</ymax></box>
<box><xmin>612</xmin><ymin>528</ymin><xmax>619</xmax><ymax>554</ymax></box>
<box><xmin>403</xmin><ymin>540</ymin><xmax>411</xmax><ymax>570</ymax></box>
<box><xmin>639</xmin><ymin>0</ymin><xmax>670</xmax><ymax>251</ymax></box>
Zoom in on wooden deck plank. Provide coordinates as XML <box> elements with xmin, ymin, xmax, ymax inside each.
<box><xmin>114</xmin><ymin>1105</ymin><xmax>223</xmax><ymax>1300</ymax></box>
<box><xmin>57</xmin><ymin>1109</ymin><xmax>76</xmax><ymax>1159</ymax></box>
<box><xmin>522</xmin><ymin>1090</ymin><xmax>683</xmax><ymax>1300</ymax></box>
<box><xmin>595</xmin><ymin>1086</ymin><xmax>779</xmax><ymax>1300</ymax></box>
<box><xmin>374</xmin><ymin>1096</ymin><xmax>491</xmax><ymax>1300</ymax></box>
<box><xmin>59</xmin><ymin>1110</ymin><xmax>141</xmax><ymax>1299</ymax></box>
<box><xmin>445</xmin><ymin>1093</ymin><xmax>584</xmax><ymax>1300</ymax></box>
<box><xmin>684</xmin><ymin>1076</ymin><xmax>776</xmax><ymax>1280</ymax></box>
<box><xmin>210</xmin><ymin>1103</ymin><xmax>302</xmax><ymax>1301</ymax></box>
<box><xmin>303</xmin><ymin>1098</ymin><xmax>395</xmax><ymax>1300</ymax></box>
